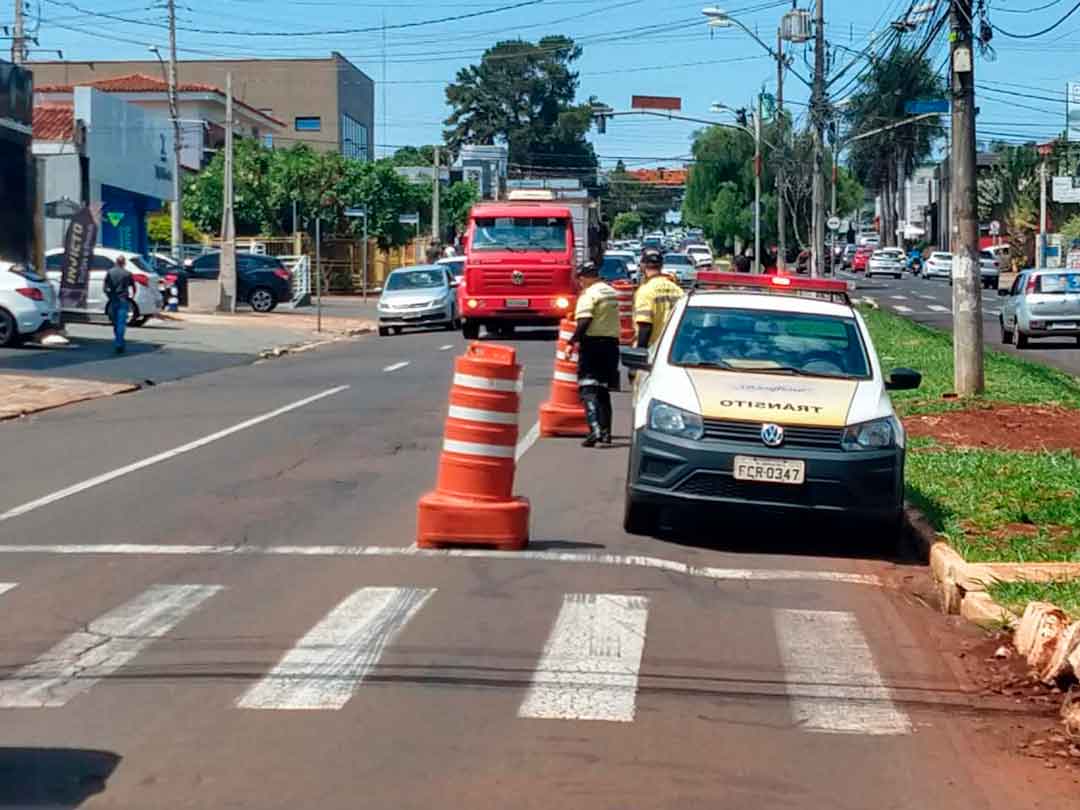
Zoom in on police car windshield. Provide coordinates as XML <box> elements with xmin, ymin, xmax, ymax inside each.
<box><xmin>471</xmin><ymin>217</ymin><xmax>567</xmax><ymax>252</ymax></box>
<box><xmin>670</xmin><ymin>307</ymin><xmax>871</xmax><ymax>379</ymax></box>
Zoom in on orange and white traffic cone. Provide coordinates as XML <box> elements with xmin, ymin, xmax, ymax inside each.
<box><xmin>417</xmin><ymin>343</ymin><xmax>529</xmax><ymax>550</ymax></box>
<box><xmin>538</xmin><ymin>317</ymin><xmax>589</xmax><ymax>437</ymax></box>
<box><xmin>612</xmin><ymin>279</ymin><xmax>635</xmax><ymax>346</ymax></box>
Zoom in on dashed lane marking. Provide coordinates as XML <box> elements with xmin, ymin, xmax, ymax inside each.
<box><xmin>774</xmin><ymin>608</ymin><xmax>911</xmax><ymax>735</ymax></box>
<box><xmin>515</xmin><ymin>420</ymin><xmax>541</xmax><ymax>462</ymax></box>
<box><xmin>0</xmin><ymin>544</ymin><xmax>884</xmax><ymax>587</ymax></box>
<box><xmin>889</xmin><ymin>295</ymin><xmax>908</xmax><ymax>300</ymax></box>
<box><xmin>927</xmin><ymin>304</ymin><xmax>950</xmax><ymax>313</ymax></box>
<box><xmin>0</xmin><ymin>386</ymin><xmax>351</xmax><ymax>525</ymax></box>
<box><xmin>382</xmin><ymin>361</ymin><xmax>410</xmax><ymax>372</ymax></box>
<box><xmin>438</xmin><ymin>344</ymin><xmax>455</xmax><ymax>351</ymax></box>
<box><xmin>893</xmin><ymin>305</ymin><xmax>913</xmax><ymax>313</ymax></box>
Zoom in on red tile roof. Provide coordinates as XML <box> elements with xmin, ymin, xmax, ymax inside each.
<box><xmin>33</xmin><ymin>103</ymin><xmax>74</xmax><ymax>141</ymax></box>
<box><xmin>627</xmin><ymin>168</ymin><xmax>688</xmax><ymax>186</ymax></box>
<box><xmin>35</xmin><ymin>73</ymin><xmax>284</xmax><ymax>127</ymax></box>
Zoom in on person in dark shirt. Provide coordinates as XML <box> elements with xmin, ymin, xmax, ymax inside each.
<box><xmin>103</xmin><ymin>255</ymin><xmax>135</xmax><ymax>354</ymax></box>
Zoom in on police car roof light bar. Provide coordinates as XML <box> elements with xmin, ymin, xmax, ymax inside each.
<box><xmin>692</xmin><ymin>271</ymin><xmax>852</xmax><ymax>303</ymax></box>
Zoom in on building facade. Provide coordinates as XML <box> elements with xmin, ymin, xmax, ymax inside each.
<box><xmin>1</xmin><ymin>58</ymin><xmax>34</xmax><ymax>264</ymax></box>
<box><xmin>27</xmin><ymin>53</ymin><xmax>374</xmax><ymax>161</ymax></box>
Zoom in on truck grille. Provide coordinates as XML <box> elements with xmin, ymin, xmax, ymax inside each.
<box><xmin>477</xmin><ymin>269</ymin><xmax>555</xmax><ymax>293</ymax></box>
<box><xmin>702</xmin><ymin>418</ymin><xmax>843</xmax><ymax>449</ymax></box>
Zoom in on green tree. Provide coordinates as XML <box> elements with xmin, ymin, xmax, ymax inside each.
<box><xmin>611</xmin><ymin>211</ymin><xmax>643</xmax><ymax>238</ymax></box>
<box><xmin>444</xmin><ymin>36</ymin><xmax>598</xmax><ymax>176</ymax></box>
<box><xmin>440</xmin><ymin>180</ymin><xmax>481</xmax><ymax>240</ymax></box>
<box><xmin>844</xmin><ymin>46</ymin><xmax>945</xmax><ymax>246</ymax></box>
<box><xmin>707</xmin><ymin>181</ymin><xmax>753</xmax><ymax>249</ymax></box>
<box><xmin>388</xmin><ymin>145</ymin><xmax>438</xmax><ymax>166</ymax></box>
<box><xmin>146</xmin><ymin>208</ymin><xmax>203</xmax><ymax>245</ymax></box>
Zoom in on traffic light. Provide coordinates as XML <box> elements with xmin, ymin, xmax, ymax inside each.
<box><xmin>735</xmin><ymin>108</ymin><xmax>748</xmax><ymax>127</ymax></box>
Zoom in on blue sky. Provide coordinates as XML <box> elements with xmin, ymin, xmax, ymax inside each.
<box><xmin>13</xmin><ymin>0</ymin><xmax>1077</xmax><ymax>165</ymax></box>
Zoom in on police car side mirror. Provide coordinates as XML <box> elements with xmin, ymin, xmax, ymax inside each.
<box><xmin>885</xmin><ymin>367</ymin><xmax>922</xmax><ymax>391</ymax></box>
<box><xmin>621</xmin><ymin>347</ymin><xmax>651</xmax><ymax>371</ymax></box>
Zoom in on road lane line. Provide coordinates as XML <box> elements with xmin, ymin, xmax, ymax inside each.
<box><xmin>773</xmin><ymin>608</ymin><xmax>911</xmax><ymax>735</ymax></box>
<box><xmin>515</xmin><ymin>419</ymin><xmax>541</xmax><ymax>462</ymax></box>
<box><xmin>927</xmin><ymin>304</ymin><xmax>950</xmax><ymax>312</ymax></box>
<box><xmin>0</xmin><ymin>584</ymin><xmax>222</xmax><ymax>708</ymax></box>
<box><xmin>893</xmin><ymin>305</ymin><xmax>913</xmax><ymax>313</ymax></box>
<box><xmin>0</xmin><ymin>386</ymin><xmax>350</xmax><ymax>524</ymax></box>
<box><xmin>0</xmin><ymin>583</ymin><xmax>16</xmax><ymax>598</ymax></box>
<box><xmin>382</xmin><ymin>361</ymin><xmax>410</xmax><ymax>372</ymax></box>
<box><xmin>519</xmin><ymin>593</ymin><xmax>649</xmax><ymax>722</ymax></box>
<box><xmin>237</xmin><ymin>586</ymin><xmax>434</xmax><ymax>710</ymax></box>
<box><xmin>439</xmin><ymin>344</ymin><xmax>454</xmax><ymax>351</ymax></box>
<box><xmin>889</xmin><ymin>295</ymin><xmax>907</xmax><ymax>300</ymax></box>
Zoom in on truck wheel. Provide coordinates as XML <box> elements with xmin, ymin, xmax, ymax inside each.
<box><xmin>462</xmin><ymin>321</ymin><xmax>480</xmax><ymax>340</ymax></box>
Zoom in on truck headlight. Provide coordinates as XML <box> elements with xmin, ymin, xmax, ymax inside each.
<box><xmin>841</xmin><ymin>417</ymin><xmax>900</xmax><ymax>451</ymax></box>
<box><xmin>648</xmin><ymin>400</ymin><xmax>704</xmax><ymax>440</ymax></box>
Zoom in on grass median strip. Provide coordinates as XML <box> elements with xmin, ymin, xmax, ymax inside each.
<box><xmin>986</xmin><ymin>580</ymin><xmax>1080</xmax><ymax>618</ymax></box>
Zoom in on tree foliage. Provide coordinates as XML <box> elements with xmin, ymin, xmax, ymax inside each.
<box><xmin>443</xmin><ymin>36</ymin><xmax>598</xmax><ymax>176</ymax></box>
<box><xmin>147</xmin><ymin>208</ymin><xmax>203</xmax><ymax>244</ymax></box>
<box><xmin>844</xmin><ymin>46</ymin><xmax>945</xmax><ymax>246</ymax></box>
<box><xmin>611</xmin><ymin>210</ymin><xmax>643</xmax><ymax>238</ymax></box>
<box><xmin>441</xmin><ymin>180</ymin><xmax>481</xmax><ymax>240</ymax></box>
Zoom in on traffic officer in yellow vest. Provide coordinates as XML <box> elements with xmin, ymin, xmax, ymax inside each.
<box><xmin>633</xmin><ymin>248</ymin><xmax>684</xmax><ymax>348</ymax></box>
<box><xmin>567</xmin><ymin>262</ymin><xmax>621</xmax><ymax>447</ymax></box>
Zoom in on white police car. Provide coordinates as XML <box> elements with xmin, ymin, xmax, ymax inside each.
<box><xmin>619</xmin><ymin>273</ymin><xmax>922</xmax><ymax>536</ymax></box>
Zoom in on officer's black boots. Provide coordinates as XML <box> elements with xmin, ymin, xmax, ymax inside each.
<box><xmin>580</xmin><ymin>387</ymin><xmax>604</xmax><ymax>448</ymax></box>
<box><xmin>597</xmin><ymin>389</ymin><xmax>613</xmax><ymax>445</ymax></box>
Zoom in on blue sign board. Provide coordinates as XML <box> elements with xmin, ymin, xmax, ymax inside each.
<box><xmin>904</xmin><ymin>100</ymin><xmax>949</xmax><ymax>114</ymax></box>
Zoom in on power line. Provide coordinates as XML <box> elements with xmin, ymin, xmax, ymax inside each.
<box><xmin>991</xmin><ymin>0</ymin><xmax>1080</xmax><ymax>38</ymax></box>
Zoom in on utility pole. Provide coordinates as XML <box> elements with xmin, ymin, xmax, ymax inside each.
<box><xmin>775</xmin><ymin>26</ymin><xmax>786</xmax><ymax>273</ymax></box>
<box><xmin>432</xmin><ymin>146</ymin><xmax>440</xmax><ymax>245</ymax></box>
<box><xmin>949</xmin><ymin>0</ymin><xmax>983</xmax><ymax>394</ymax></box>
<box><xmin>315</xmin><ymin>216</ymin><xmax>322</xmax><ymax>333</ymax></box>
<box><xmin>218</xmin><ymin>72</ymin><xmax>236</xmax><ymax>313</ymax></box>
<box><xmin>166</xmin><ymin>0</ymin><xmax>182</xmax><ymax>262</ymax></box>
<box><xmin>1038</xmin><ymin>142</ymin><xmax>1052</xmax><ymax>267</ymax></box>
<box><xmin>11</xmin><ymin>0</ymin><xmax>26</xmax><ymax>64</ymax></box>
<box><xmin>754</xmin><ymin>91</ymin><xmax>762</xmax><ymax>274</ymax></box>
<box><xmin>810</xmin><ymin>0</ymin><xmax>826</xmax><ymax>278</ymax></box>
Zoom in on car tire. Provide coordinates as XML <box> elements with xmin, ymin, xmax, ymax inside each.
<box><xmin>1016</xmin><ymin>330</ymin><xmax>1029</xmax><ymax>349</ymax></box>
<box><xmin>622</xmin><ymin>496</ymin><xmax>657</xmax><ymax>536</ymax></box>
<box><xmin>378</xmin><ymin>326</ymin><xmax>390</xmax><ymax>337</ymax></box>
<box><xmin>249</xmin><ymin>287</ymin><xmax>276</xmax><ymax>313</ymax></box>
<box><xmin>1000</xmin><ymin>317</ymin><xmax>1014</xmax><ymax>344</ymax></box>
<box><xmin>0</xmin><ymin>308</ymin><xmax>22</xmax><ymax>348</ymax></box>
<box><xmin>392</xmin><ymin>326</ymin><xmax>403</xmax><ymax>335</ymax></box>
<box><xmin>462</xmin><ymin>321</ymin><xmax>480</xmax><ymax>340</ymax></box>
<box><xmin>895</xmin><ymin>273</ymin><xmax>902</xmax><ymax>280</ymax></box>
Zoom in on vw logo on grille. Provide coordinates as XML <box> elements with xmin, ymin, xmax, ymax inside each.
<box><xmin>511</xmin><ymin>270</ymin><xmax>526</xmax><ymax>286</ymax></box>
<box><xmin>760</xmin><ymin>423</ymin><xmax>784</xmax><ymax>447</ymax></box>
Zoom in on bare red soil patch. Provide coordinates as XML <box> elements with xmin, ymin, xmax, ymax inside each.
<box><xmin>905</xmin><ymin>404</ymin><xmax>1080</xmax><ymax>453</ymax></box>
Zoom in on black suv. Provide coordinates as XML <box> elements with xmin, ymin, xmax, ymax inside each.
<box><xmin>186</xmin><ymin>253</ymin><xmax>292</xmax><ymax>312</ymax></box>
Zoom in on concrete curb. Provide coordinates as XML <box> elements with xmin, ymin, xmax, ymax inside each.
<box><xmin>0</xmin><ymin>375</ymin><xmax>140</xmax><ymax>422</ymax></box>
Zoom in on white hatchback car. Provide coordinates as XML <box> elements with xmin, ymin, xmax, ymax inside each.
<box><xmin>923</xmin><ymin>252</ymin><xmax>953</xmax><ymax>280</ymax></box>
<box><xmin>999</xmin><ymin>269</ymin><xmax>1080</xmax><ymax>348</ymax></box>
<box><xmin>0</xmin><ymin>261</ymin><xmax>60</xmax><ymax>347</ymax></box>
<box><xmin>684</xmin><ymin>244</ymin><xmax>714</xmax><ymax>268</ymax></box>
<box><xmin>867</xmin><ymin>248</ymin><xmax>906</xmax><ymax>279</ymax></box>
<box><xmin>45</xmin><ymin>247</ymin><xmax>162</xmax><ymax>326</ymax></box>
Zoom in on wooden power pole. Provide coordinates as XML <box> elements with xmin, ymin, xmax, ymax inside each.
<box><xmin>949</xmin><ymin>0</ymin><xmax>984</xmax><ymax>394</ymax></box>
<box><xmin>775</xmin><ymin>26</ymin><xmax>786</xmax><ymax>272</ymax></box>
<box><xmin>218</xmin><ymin>72</ymin><xmax>237</xmax><ymax>313</ymax></box>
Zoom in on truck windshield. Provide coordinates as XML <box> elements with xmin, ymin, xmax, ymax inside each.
<box><xmin>471</xmin><ymin>217</ymin><xmax>568</xmax><ymax>252</ymax></box>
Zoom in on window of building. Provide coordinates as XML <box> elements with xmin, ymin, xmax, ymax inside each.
<box><xmin>295</xmin><ymin>116</ymin><xmax>322</xmax><ymax>132</ymax></box>
<box><xmin>340</xmin><ymin>113</ymin><xmax>368</xmax><ymax>161</ymax></box>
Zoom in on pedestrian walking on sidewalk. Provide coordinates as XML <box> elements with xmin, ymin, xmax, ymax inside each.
<box><xmin>567</xmin><ymin>263</ymin><xmax>620</xmax><ymax>448</ymax></box>
<box><xmin>633</xmin><ymin>249</ymin><xmax>684</xmax><ymax>349</ymax></box>
<box><xmin>104</xmin><ymin>254</ymin><xmax>135</xmax><ymax>354</ymax></box>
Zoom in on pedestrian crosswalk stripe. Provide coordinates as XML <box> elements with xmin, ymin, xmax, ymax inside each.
<box><xmin>236</xmin><ymin>586</ymin><xmax>435</xmax><ymax>711</ymax></box>
<box><xmin>519</xmin><ymin>593</ymin><xmax>649</xmax><ymax>723</ymax></box>
<box><xmin>0</xmin><ymin>584</ymin><xmax>222</xmax><ymax>709</ymax></box>
<box><xmin>0</xmin><ymin>583</ymin><xmax>16</xmax><ymax>599</ymax></box>
<box><xmin>893</xmin><ymin>305</ymin><xmax>912</xmax><ymax>313</ymax></box>
<box><xmin>773</xmin><ymin>608</ymin><xmax>911</xmax><ymax>735</ymax></box>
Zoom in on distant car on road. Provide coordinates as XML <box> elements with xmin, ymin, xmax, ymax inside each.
<box><xmin>378</xmin><ymin>264</ymin><xmax>459</xmax><ymax>336</ymax></box>
<box><xmin>605</xmin><ymin>249</ymin><xmax>640</xmax><ymax>281</ymax></box>
<box><xmin>684</xmin><ymin>244</ymin><xmax>714</xmax><ymax>268</ymax></box>
<box><xmin>599</xmin><ymin>255</ymin><xmax>632</xmax><ymax>283</ymax></box>
<box><xmin>867</xmin><ymin>248</ymin><xmax>906</xmax><ymax>279</ymax></box>
<box><xmin>978</xmin><ymin>249</ymin><xmax>1001</xmax><ymax>290</ymax></box>
<box><xmin>851</xmin><ymin>245</ymin><xmax>873</xmax><ymax>272</ymax></box>
<box><xmin>661</xmin><ymin>252</ymin><xmax>698</xmax><ymax>287</ymax></box>
<box><xmin>999</xmin><ymin>269</ymin><xmax>1080</xmax><ymax>348</ymax></box>
<box><xmin>922</xmin><ymin>252</ymin><xmax>953</xmax><ymax>280</ymax></box>
<box><xmin>44</xmin><ymin>247</ymin><xmax>162</xmax><ymax>326</ymax></box>
<box><xmin>0</xmin><ymin>260</ymin><xmax>60</xmax><ymax>347</ymax></box>
<box><xmin>437</xmin><ymin>256</ymin><xmax>465</xmax><ymax>280</ymax></box>
<box><xmin>185</xmin><ymin>252</ymin><xmax>292</xmax><ymax>313</ymax></box>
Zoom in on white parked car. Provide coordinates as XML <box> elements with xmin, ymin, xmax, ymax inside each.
<box><xmin>684</xmin><ymin>244</ymin><xmax>714</xmax><ymax>268</ymax></box>
<box><xmin>978</xmin><ymin>249</ymin><xmax>1001</xmax><ymax>289</ymax></box>
<box><xmin>867</xmin><ymin>248</ymin><xmax>906</xmax><ymax>279</ymax></box>
<box><xmin>999</xmin><ymin>269</ymin><xmax>1080</xmax><ymax>348</ymax></box>
<box><xmin>0</xmin><ymin>261</ymin><xmax>60</xmax><ymax>347</ymax></box>
<box><xmin>923</xmin><ymin>252</ymin><xmax>953</xmax><ymax>280</ymax></box>
<box><xmin>44</xmin><ymin>247</ymin><xmax>162</xmax><ymax>326</ymax></box>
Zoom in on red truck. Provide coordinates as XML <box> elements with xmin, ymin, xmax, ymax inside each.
<box><xmin>458</xmin><ymin>192</ymin><xmax>597</xmax><ymax>339</ymax></box>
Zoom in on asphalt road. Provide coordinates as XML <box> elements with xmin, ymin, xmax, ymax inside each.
<box><xmin>841</xmin><ymin>270</ymin><xmax>1080</xmax><ymax>377</ymax></box>
<box><xmin>0</xmin><ymin>324</ymin><xmax>1072</xmax><ymax>809</ymax></box>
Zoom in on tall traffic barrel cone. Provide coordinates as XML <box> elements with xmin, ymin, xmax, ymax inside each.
<box><xmin>417</xmin><ymin>342</ymin><xmax>529</xmax><ymax>550</ymax></box>
<box><xmin>612</xmin><ymin>279</ymin><xmax>635</xmax><ymax>346</ymax></box>
<box><xmin>537</xmin><ymin>317</ymin><xmax>589</xmax><ymax>437</ymax></box>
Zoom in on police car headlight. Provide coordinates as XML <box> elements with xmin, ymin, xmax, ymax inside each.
<box><xmin>648</xmin><ymin>400</ymin><xmax>704</xmax><ymax>440</ymax></box>
<box><xmin>841</xmin><ymin>417</ymin><xmax>900</xmax><ymax>451</ymax></box>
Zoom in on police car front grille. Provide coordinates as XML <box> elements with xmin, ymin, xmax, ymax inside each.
<box><xmin>702</xmin><ymin>418</ymin><xmax>843</xmax><ymax>449</ymax></box>
<box><xmin>675</xmin><ymin>471</ymin><xmax>817</xmax><ymax>505</ymax></box>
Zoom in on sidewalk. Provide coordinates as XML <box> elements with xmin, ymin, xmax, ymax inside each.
<box><xmin>0</xmin><ymin>374</ymin><xmax>138</xmax><ymax>421</ymax></box>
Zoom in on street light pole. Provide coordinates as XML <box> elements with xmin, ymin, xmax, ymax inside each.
<box><xmin>810</xmin><ymin>0</ymin><xmax>826</xmax><ymax>279</ymax></box>
<box><xmin>775</xmin><ymin>26</ymin><xmax>786</xmax><ymax>272</ymax></box>
<box><xmin>432</xmin><ymin>146</ymin><xmax>440</xmax><ymax>245</ymax></box>
<box><xmin>167</xmin><ymin>0</ymin><xmax>182</xmax><ymax>262</ymax></box>
<box><xmin>754</xmin><ymin>92</ymin><xmax>762</xmax><ymax>274</ymax></box>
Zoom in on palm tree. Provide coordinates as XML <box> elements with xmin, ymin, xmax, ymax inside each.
<box><xmin>844</xmin><ymin>47</ymin><xmax>946</xmax><ymax>246</ymax></box>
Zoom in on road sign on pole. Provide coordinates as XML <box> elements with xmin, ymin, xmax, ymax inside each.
<box><xmin>345</xmin><ymin>207</ymin><xmax>367</xmax><ymax>218</ymax></box>
<box><xmin>399</xmin><ymin>213</ymin><xmax>419</xmax><ymax>226</ymax></box>
<box><xmin>903</xmin><ymin>99</ymin><xmax>949</xmax><ymax>115</ymax></box>
<box><xmin>827</xmin><ymin>216</ymin><xmax>841</xmax><ymax>231</ymax></box>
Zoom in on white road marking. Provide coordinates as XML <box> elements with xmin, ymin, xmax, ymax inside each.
<box><xmin>917</xmin><ymin>294</ymin><xmax>936</xmax><ymax>300</ymax></box>
<box><xmin>0</xmin><ymin>544</ymin><xmax>884</xmax><ymax>586</ymax></box>
<box><xmin>382</xmin><ymin>361</ymin><xmax>410</xmax><ymax>372</ymax></box>
<box><xmin>0</xmin><ymin>386</ymin><xmax>349</xmax><ymax>524</ymax></box>
<box><xmin>514</xmin><ymin>420</ymin><xmax>541</xmax><ymax>462</ymax></box>
<box><xmin>519</xmin><ymin>593</ymin><xmax>649</xmax><ymax>722</ymax></box>
<box><xmin>0</xmin><ymin>583</ymin><xmax>15</xmax><ymax>598</ymax></box>
<box><xmin>893</xmin><ymin>305</ymin><xmax>913</xmax><ymax>313</ymax></box>
<box><xmin>773</xmin><ymin>608</ymin><xmax>911</xmax><ymax>735</ymax></box>
<box><xmin>889</xmin><ymin>295</ymin><xmax>907</xmax><ymax>300</ymax></box>
<box><xmin>237</xmin><ymin>586</ymin><xmax>434</xmax><ymax>710</ymax></box>
<box><xmin>985</xmin><ymin>308</ymin><xmax>1000</xmax><ymax>316</ymax></box>
<box><xmin>927</xmin><ymin>304</ymin><xmax>950</xmax><ymax>313</ymax></box>
<box><xmin>0</xmin><ymin>584</ymin><xmax>221</xmax><ymax>708</ymax></box>
<box><xmin>439</xmin><ymin>344</ymin><xmax>455</xmax><ymax>351</ymax></box>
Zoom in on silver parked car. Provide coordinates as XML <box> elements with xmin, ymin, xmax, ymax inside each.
<box><xmin>377</xmin><ymin>264</ymin><xmax>459</xmax><ymax>336</ymax></box>
<box><xmin>999</xmin><ymin>269</ymin><xmax>1080</xmax><ymax>348</ymax></box>
<box><xmin>923</xmin><ymin>251</ymin><xmax>953</xmax><ymax>280</ymax></box>
<box><xmin>867</xmin><ymin>248</ymin><xmax>906</xmax><ymax>279</ymax></box>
